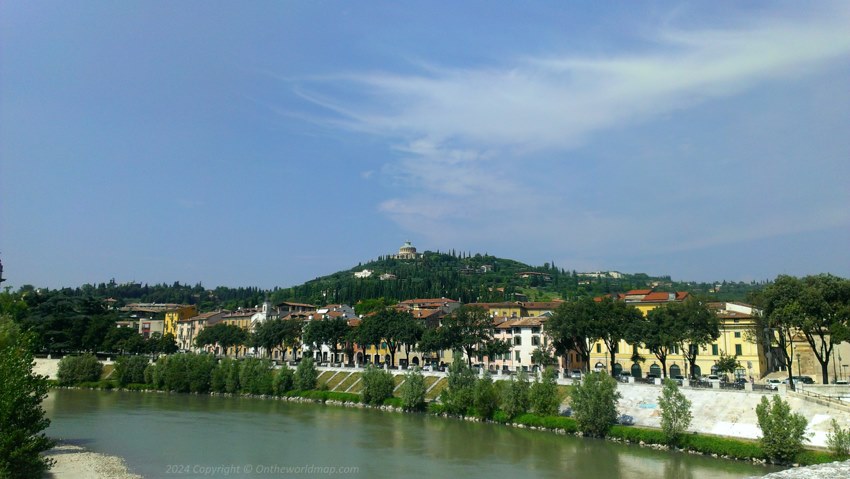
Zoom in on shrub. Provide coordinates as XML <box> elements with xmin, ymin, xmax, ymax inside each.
<box><xmin>382</xmin><ymin>397</ymin><xmax>404</xmax><ymax>408</ymax></box>
<box><xmin>827</xmin><ymin>419</ymin><xmax>850</xmax><ymax>459</ymax></box>
<box><xmin>428</xmin><ymin>403</ymin><xmax>447</xmax><ymax>415</ymax></box>
<box><xmin>143</xmin><ymin>362</ymin><xmax>162</xmax><ymax>389</ymax></box>
<box><xmin>658</xmin><ymin>378</ymin><xmax>692</xmax><ymax>445</ymax></box>
<box><xmin>473</xmin><ymin>371</ymin><xmax>499</xmax><ymax>419</ymax></box>
<box><xmin>529</xmin><ymin>368</ymin><xmax>561</xmax><ymax>417</ymax></box>
<box><xmin>399</xmin><ymin>368</ymin><xmax>427</xmax><ymax>411</ymax></box>
<box><xmin>361</xmin><ymin>366</ymin><xmax>395</xmax><ymax>406</ymax></box>
<box><xmin>570</xmin><ymin>371</ymin><xmax>620</xmax><ymax>438</ymax></box>
<box><xmin>239</xmin><ymin>358</ymin><xmax>274</xmax><ymax>395</ymax></box>
<box><xmin>491</xmin><ymin>410</ymin><xmax>510</xmax><ymax>423</ymax></box>
<box><xmin>187</xmin><ymin>354</ymin><xmax>216</xmax><ymax>393</ymax></box>
<box><xmin>273</xmin><ymin>365</ymin><xmax>295</xmax><ymax>395</ymax></box>
<box><xmin>501</xmin><ymin>371</ymin><xmax>531</xmax><ymax>419</ymax></box>
<box><xmin>294</xmin><ymin>358</ymin><xmax>318</xmax><ymax>391</ymax></box>
<box><xmin>513</xmin><ymin>413</ymin><xmax>577</xmax><ymax>433</ymax></box>
<box><xmin>57</xmin><ymin>354</ymin><xmax>103</xmax><ymax>386</ymax></box>
<box><xmin>115</xmin><ymin>356</ymin><xmax>149</xmax><ymax>387</ymax></box>
<box><xmin>440</xmin><ymin>357</ymin><xmax>477</xmax><ymax>415</ymax></box>
<box><xmin>755</xmin><ymin>395</ymin><xmax>808</xmax><ymax>463</ymax></box>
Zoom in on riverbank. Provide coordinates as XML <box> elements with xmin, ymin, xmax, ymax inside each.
<box><xmin>42</xmin><ymin>442</ymin><xmax>141</xmax><ymax>479</ymax></box>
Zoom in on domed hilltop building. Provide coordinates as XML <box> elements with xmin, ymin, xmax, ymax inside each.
<box><xmin>393</xmin><ymin>241</ymin><xmax>422</xmax><ymax>260</ymax></box>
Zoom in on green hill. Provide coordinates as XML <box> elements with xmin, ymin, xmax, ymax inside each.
<box><xmin>267</xmin><ymin>250</ymin><xmax>759</xmax><ymax>306</ymax></box>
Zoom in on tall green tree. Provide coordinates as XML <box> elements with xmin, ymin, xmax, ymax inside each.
<box><xmin>439</xmin><ymin>306</ymin><xmax>499</xmax><ymax>366</ymax></box>
<box><xmin>195</xmin><ymin>323</ymin><xmax>248</xmax><ymax>357</ymax></box>
<box><xmin>303</xmin><ymin>317</ymin><xmax>350</xmax><ymax>363</ymax></box>
<box><xmin>756</xmin><ymin>395</ymin><xmax>808</xmax><ymax>463</ymax></box>
<box><xmin>358</xmin><ymin>308</ymin><xmax>412</xmax><ymax>366</ymax></box>
<box><xmin>673</xmin><ymin>298</ymin><xmax>719</xmax><ymax>379</ymax></box>
<box><xmin>546</xmin><ymin>299</ymin><xmax>597</xmax><ymax>371</ymax></box>
<box><xmin>0</xmin><ymin>316</ymin><xmax>55</xmax><ymax>477</ymax></box>
<box><xmin>641</xmin><ymin>306</ymin><xmax>684</xmax><ymax>378</ymax></box>
<box><xmin>596</xmin><ymin>298</ymin><xmax>643</xmax><ymax>376</ymax></box>
<box><xmin>783</xmin><ymin>275</ymin><xmax>850</xmax><ymax>384</ymax></box>
<box><xmin>570</xmin><ymin>371</ymin><xmax>621</xmax><ymax>438</ymax></box>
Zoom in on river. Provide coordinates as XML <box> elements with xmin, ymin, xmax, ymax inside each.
<box><xmin>44</xmin><ymin>389</ymin><xmax>780</xmax><ymax>478</ymax></box>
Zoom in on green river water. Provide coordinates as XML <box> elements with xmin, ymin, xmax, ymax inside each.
<box><xmin>44</xmin><ymin>389</ymin><xmax>780</xmax><ymax>478</ymax></box>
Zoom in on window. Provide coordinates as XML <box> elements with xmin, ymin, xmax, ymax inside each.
<box><xmin>735</xmin><ymin>344</ymin><xmax>742</xmax><ymax>356</ymax></box>
<box><xmin>514</xmin><ymin>336</ymin><xmax>522</xmax><ymax>346</ymax></box>
<box><xmin>531</xmin><ymin>327</ymin><xmax>540</xmax><ymax>334</ymax></box>
<box><xmin>711</xmin><ymin>344</ymin><xmax>719</xmax><ymax>355</ymax></box>
<box><xmin>532</xmin><ymin>336</ymin><xmax>540</xmax><ymax>346</ymax></box>
<box><xmin>596</xmin><ymin>343</ymin><xmax>601</xmax><ymax>353</ymax></box>
<box><xmin>734</xmin><ymin>331</ymin><xmax>741</xmax><ymax>338</ymax></box>
<box><xmin>515</xmin><ymin>351</ymin><xmax>521</xmax><ymax>361</ymax></box>
<box><xmin>671</xmin><ymin>345</ymin><xmax>679</xmax><ymax>354</ymax></box>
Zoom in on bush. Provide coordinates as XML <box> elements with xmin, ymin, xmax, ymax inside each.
<box><xmin>382</xmin><ymin>397</ymin><xmax>404</xmax><ymax>408</ymax></box>
<box><xmin>501</xmin><ymin>371</ymin><xmax>531</xmax><ymax>419</ymax></box>
<box><xmin>143</xmin><ymin>362</ymin><xmax>163</xmax><ymax>389</ymax></box>
<box><xmin>273</xmin><ymin>365</ymin><xmax>294</xmax><ymax>395</ymax></box>
<box><xmin>57</xmin><ymin>354</ymin><xmax>103</xmax><ymax>386</ymax></box>
<box><xmin>399</xmin><ymin>368</ymin><xmax>427</xmax><ymax>411</ymax></box>
<box><xmin>529</xmin><ymin>368</ymin><xmax>561</xmax><ymax>417</ymax></box>
<box><xmin>756</xmin><ymin>395</ymin><xmax>808</xmax><ymax>463</ymax></box>
<box><xmin>827</xmin><ymin>419</ymin><xmax>850</xmax><ymax>459</ymax></box>
<box><xmin>361</xmin><ymin>366</ymin><xmax>395</xmax><ymax>406</ymax></box>
<box><xmin>570</xmin><ymin>371</ymin><xmax>620</xmax><ymax>438</ymax></box>
<box><xmin>186</xmin><ymin>354</ymin><xmax>216</xmax><ymax>393</ymax></box>
<box><xmin>294</xmin><ymin>358</ymin><xmax>318</xmax><ymax>391</ymax></box>
<box><xmin>440</xmin><ymin>357</ymin><xmax>477</xmax><ymax>415</ymax></box>
<box><xmin>658</xmin><ymin>378</ymin><xmax>692</xmax><ymax>445</ymax></box>
<box><xmin>428</xmin><ymin>403</ymin><xmax>447</xmax><ymax>415</ymax></box>
<box><xmin>473</xmin><ymin>371</ymin><xmax>499</xmax><ymax>419</ymax></box>
<box><xmin>239</xmin><ymin>358</ymin><xmax>274</xmax><ymax>395</ymax></box>
<box><xmin>115</xmin><ymin>356</ymin><xmax>149</xmax><ymax>386</ymax></box>
<box><xmin>513</xmin><ymin>413</ymin><xmax>578</xmax><ymax>433</ymax></box>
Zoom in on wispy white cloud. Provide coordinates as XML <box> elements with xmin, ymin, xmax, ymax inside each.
<box><xmin>294</xmin><ymin>4</ymin><xmax>850</xmax><ymax>259</ymax></box>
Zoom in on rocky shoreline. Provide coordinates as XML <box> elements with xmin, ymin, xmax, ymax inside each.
<box><xmin>42</xmin><ymin>442</ymin><xmax>141</xmax><ymax>479</ymax></box>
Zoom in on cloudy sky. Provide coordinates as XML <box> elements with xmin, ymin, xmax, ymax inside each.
<box><xmin>2</xmin><ymin>1</ymin><xmax>849</xmax><ymax>289</ymax></box>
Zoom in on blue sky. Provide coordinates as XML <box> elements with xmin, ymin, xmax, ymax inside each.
<box><xmin>2</xmin><ymin>1</ymin><xmax>849</xmax><ymax>290</ymax></box>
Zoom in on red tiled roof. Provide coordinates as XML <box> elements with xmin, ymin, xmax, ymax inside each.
<box><xmin>399</xmin><ymin>298</ymin><xmax>459</xmax><ymax>304</ymax></box>
<box><xmin>625</xmin><ymin>289</ymin><xmax>652</xmax><ymax>296</ymax></box>
<box><xmin>642</xmin><ymin>292</ymin><xmax>673</xmax><ymax>302</ymax></box>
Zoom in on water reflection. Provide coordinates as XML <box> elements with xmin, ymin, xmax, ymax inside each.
<box><xmin>46</xmin><ymin>390</ymin><xmax>777</xmax><ymax>479</ymax></box>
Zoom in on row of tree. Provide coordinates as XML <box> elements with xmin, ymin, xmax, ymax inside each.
<box><xmin>756</xmin><ymin>274</ymin><xmax>850</xmax><ymax>386</ymax></box>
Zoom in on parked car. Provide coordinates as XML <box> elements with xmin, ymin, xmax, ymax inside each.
<box><xmin>571</xmin><ymin>369</ymin><xmax>582</xmax><ymax>379</ymax></box>
<box><xmin>833</xmin><ymin>379</ymin><xmax>849</xmax><ymax>385</ymax></box>
<box><xmin>559</xmin><ymin>407</ymin><xmax>572</xmax><ymax>417</ymax></box>
<box><xmin>704</xmin><ymin>375</ymin><xmax>722</xmax><ymax>384</ymax></box>
<box><xmin>617</xmin><ymin>372</ymin><xmax>631</xmax><ymax>383</ymax></box>
<box><xmin>672</xmin><ymin>375</ymin><xmax>686</xmax><ymax>386</ymax></box>
<box><xmin>617</xmin><ymin>414</ymin><xmax>634</xmax><ymax>426</ymax></box>
<box><xmin>765</xmin><ymin>378</ymin><xmax>782</xmax><ymax>390</ymax></box>
<box><xmin>783</xmin><ymin>376</ymin><xmax>815</xmax><ymax>385</ymax></box>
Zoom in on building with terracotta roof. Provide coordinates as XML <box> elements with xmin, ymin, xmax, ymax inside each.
<box><xmin>177</xmin><ymin>310</ymin><xmax>228</xmax><ymax>352</ymax></box>
<box><xmin>588</xmin><ymin>296</ymin><xmax>770</xmax><ymax>381</ymax></box>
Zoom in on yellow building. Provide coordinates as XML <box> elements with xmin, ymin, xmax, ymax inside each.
<box><xmin>163</xmin><ymin>305</ymin><xmax>198</xmax><ymax>337</ymax></box>
<box><xmin>219</xmin><ymin>308</ymin><xmax>257</xmax><ymax>357</ymax></box>
<box><xmin>588</xmin><ymin>293</ymin><xmax>767</xmax><ymax>380</ymax></box>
